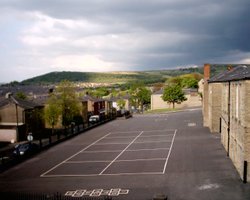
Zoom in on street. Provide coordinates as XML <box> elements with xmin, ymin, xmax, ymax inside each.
<box><xmin>0</xmin><ymin>109</ymin><xmax>250</xmax><ymax>200</ymax></box>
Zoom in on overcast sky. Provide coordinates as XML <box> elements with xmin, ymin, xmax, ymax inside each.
<box><xmin>1</xmin><ymin>0</ymin><xmax>250</xmax><ymax>82</ymax></box>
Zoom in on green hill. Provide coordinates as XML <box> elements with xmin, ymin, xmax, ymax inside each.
<box><xmin>21</xmin><ymin>71</ymin><xmax>166</xmax><ymax>85</ymax></box>
<box><xmin>20</xmin><ymin>66</ymin><xmax>206</xmax><ymax>85</ymax></box>
<box><xmin>19</xmin><ymin>65</ymin><xmax>238</xmax><ymax>86</ymax></box>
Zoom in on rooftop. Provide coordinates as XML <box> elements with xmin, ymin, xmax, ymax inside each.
<box><xmin>208</xmin><ymin>65</ymin><xmax>250</xmax><ymax>83</ymax></box>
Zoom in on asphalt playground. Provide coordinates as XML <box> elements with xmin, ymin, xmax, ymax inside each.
<box><xmin>41</xmin><ymin>129</ymin><xmax>176</xmax><ymax>177</ymax></box>
<box><xmin>0</xmin><ymin>108</ymin><xmax>250</xmax><ymax>200</ymax></box>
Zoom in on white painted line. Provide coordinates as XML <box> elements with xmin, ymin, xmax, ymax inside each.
<box><xmin>102</xmin><ymin>172</ymin><xmax>163</xmax><ymax>176</ymax></box>
<box><xmin>125</xmin><ymin>148</ymin><xmax>169</xmax><ymax>152</ymax></box>
<box><xmin>105</xmin><ymin>136</ymin><xmax>137</xmax><ymax>139</ymax></box>
<box><xmin>94</xmin><ymin>142</ymin><xmax>130</xmax><ymax>145</ymax></box>
<box><xmin>40</xmin><ymin>132</ymin><xmax>112</xmax><ymax>177</ymax></box>
<box><xmin>99</xmin><ymin>131</ymin><xmax>144</xmax><ymax>175</ymax></box>
<box><xmin>115</xmin><ymin>158</ymin><xmax>165</xmax><ymax>162</ymax></box>
<box><xmin>143</xmin><ymin>129</ymin><xmax>176</xmax><ymax>133</ymax></box>
<box><xmin>81</xmin><ymin>150</ymin><xmax>122</xmax><ymax>153</ymax></box>
<box><xmin>66</xmin><ymin>160</ymin><xmax>112</xmax><ymax>163</ymax></box>
<box><xmin>162</xmin><ymin>129</ymin><xmax>177</xmax><ymax>174</ymax></box>
<box><xmin>188</xmin><ymin>122</ymin><xmax>197</xmax><ymax>127</ymax></box>
<box><xmin>65</xmin><ymin>158</ymin><xmax>166</xmax><ymax>164</ymax></box>
<box><xmin>39</xmin><ymin>171</ymin><xmax>163</xmax><ymax>177</ymax></box>
<box><xmin>133</xmin><ymin>140</ymin><xmax>172</xmax><ymax>144</ymax></box>
<box><xmin>139</xmin><ymin>135</ymin><xmax>174</xmax><ymax>138</ymax></box>
<box><xmin>109</xmin><ymin>130</ymin><xmax>141</xmax><ymax>134</ymax></box>
<box><xmin>109</xmin><ymin>129</ymin><xmax>175</xmax><ymax>134</ymax></box>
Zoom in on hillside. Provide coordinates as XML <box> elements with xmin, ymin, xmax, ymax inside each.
<box><xmin>21</xmin><ymin>71</ymin><xmax>165</xmax><ymax>85</ymax></box>
<box><xmin>21</xmin><ymin>67</ymin><xmax>204</xmax><ymax>85</ymax></box>
<box><xmin>19</xmin><ymin>65</ymin><xmax>237</xmax><ymax>85</ymax></box>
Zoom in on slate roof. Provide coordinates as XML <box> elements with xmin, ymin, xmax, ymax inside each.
<box><xmin>153</xmin><ymin>88</ymin><xmax>164</xmax><ymax>95</ymax></box>
<box><xmin>81</xmin><ymin>95</ymin><xmax>104</xmax><ymax>103</ymax></box>
<box><xmin>0</xmin><ymin>96</ymin><xmax>43</xmax><ymax>109</ymax></box>
<box><xmin>208</xmin><ymin>65</ymin><xmax>250</xmax><ymax>83</ymax></box>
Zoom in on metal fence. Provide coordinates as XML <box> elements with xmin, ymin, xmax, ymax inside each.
<box><xmin>0</xmin><ymin>117</ymin><xmax>116</xmax><ymax>172</ymax></box>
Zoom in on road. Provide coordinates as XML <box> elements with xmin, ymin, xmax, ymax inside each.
<box><xmin>0</xmin><ymin>108</ymin><xmax>250</xmax><ymax>200</ymax></box>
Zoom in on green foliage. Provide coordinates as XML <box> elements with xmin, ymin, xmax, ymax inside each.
<box><xmin>56</xmin><ymin>80</ymin><xmax>81</xmax><ymax>127</ymax></box>
<box><xmin>166</xmin><ymin>73</ymin><xmax>200</xmax><ymax>89</ymax></box>
<box><xmin>45</xmin><ymin>80</ymin><xmax>81</xmax><ymax>128</ymax></box>
<box><xmin>117</xmin><ymin>99</ymin><xmax>126</xmax><ymax>109</ymax></box>
<box><xmin>15</xmin><ymin>92</ymin><xmax>27</xmax><ymax>100</ymax></box>
<box><xmin>21</xmin><ymin>71</ymin><xmax>165</xmax><ymax>85</ymax></box>
<box><xmin>91</xmin><ymin>87</ymin><xmax>109</xmax><ymax>98</ymax></box>
<box><xmin>129</xmin><ymin>84</ymin><xmax>151</xmax><ymax>111</ymax></box>
<box><xmin>162</xmin><ymin>84</ymin><xmax>187</xmax><ymax>108</ymax></box>
<box><xmin>44</xmin><ymin>94</ymin><xmax>61</xmax><ymax>128</ymax></box>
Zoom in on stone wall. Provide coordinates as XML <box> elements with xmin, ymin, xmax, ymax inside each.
<box><xmin>0</xmin><ymin>103</ymin><xmax>24</xmax><ymax>124</ymax></box>
<box><xmin>221</xmin><ymin>80</ymin><xmax>250</xmax><ymax>181</ymax></box>
<box><xmin>208</xmin><ymin>83</ymin><xmax>222</xmax><ymax>133</ymax></box>
<box><xmin>151</xmin><ymin>93</ymin><xmax>201</xmax><ymax>110</ymax></box>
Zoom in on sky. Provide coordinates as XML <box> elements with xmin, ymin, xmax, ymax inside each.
<box><xmin>1</xmin><ymin>0</ymin><xmax>250</xmax><ymax>82</ymax></box>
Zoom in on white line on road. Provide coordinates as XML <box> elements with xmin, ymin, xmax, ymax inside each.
<box><xmin>162</xmin><ymin>129</ymin><xmax>177</xmax><ymax>174</ymax></box>
<box><xmin>99</xmin><ymin>131</ymin><xmax>144</xmax><ymax>175</ymax></box>
<box><xmin>40</xmin><ymin>132</ymin><xmax>112</xmax><ymax>177</ymax></box>
<box><xmin>126</xmin><ymin>148</ymin><xmax>169</xmax><ymax>152</ymax></box>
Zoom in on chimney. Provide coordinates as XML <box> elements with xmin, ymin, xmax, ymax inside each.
<box><xmin>204</xmin><ymin>63</ymin><xmax>210</xmax><ymax>80</ymax></box>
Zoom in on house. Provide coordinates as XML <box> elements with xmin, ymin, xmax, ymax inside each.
<box><xmin>0</xmin><ymin>94</ymin><xmax>44</xmax><ymax>142</ymax></box>
<box><xmin>151</xmin><ymin>88</ymin><xmax>201</xmax><ymax>110</ymax></box>
<box><xmin>203</xmin><ymin>64</ymin><xmax>250</xmax><ymax>182</ymax></box>
<box><xmin>81</xmin><ymin>95</ymin><xmax>106</xmax><ymax>120</ymax></box>
<box><xmin>109</xmin><ymin>94</ymin><xmax>131</xmax><ymax>111</ymax></box>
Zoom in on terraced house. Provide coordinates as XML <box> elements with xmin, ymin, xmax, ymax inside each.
<box><xmin>0</xmin><ymin>93</ymin><xmax>44</xmax><ymax>142</ymax></box>
<box><xmin>203</xmin><ymin>64</ymin><xmax>250</xmax><ymax>182</ymax></box>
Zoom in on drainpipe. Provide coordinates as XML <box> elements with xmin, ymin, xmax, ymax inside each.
<box><xmin>243</xmin><ymin>161</ymin><xmax>248</xmax><ymax>183</ymax></box>
<box><xmin>227</xmin><ymin>81</ymin><xmax>231</xmax><ymax>157</ymax></box>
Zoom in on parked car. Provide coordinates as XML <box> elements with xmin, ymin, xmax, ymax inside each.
<box><xmin>89</xmin><ymin>115</ymin><xmax>100</xmax><ymax>124</ymax></box>
<box><xmin>13</xmin><ymin>142</ymin><xmax>39</xmax><ymax>157</ymax></box>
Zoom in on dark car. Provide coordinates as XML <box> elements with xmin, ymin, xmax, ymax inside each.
<box><xmin>13</xmin><ymin>142</ymin><xmax>39</xmax><ymax>157</ymax></box>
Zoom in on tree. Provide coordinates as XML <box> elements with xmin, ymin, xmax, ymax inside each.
<box><xmin>162</xmin><ymin>84</ymin><xmax>187</xmax><ymax>109</ymax></box>
<box><xmin>56</xmin><ymin>80</ymin><xmax>81</xmax><ymax>128</ymax></box>
<box><xmin>44</xmin><ymin>94</ymin><xmax>61</xmax><ymax>131</ymax></box>
<box><xmin>136</xmin><ymin>87</ymin><xmax>151</xmax><ymax>111</ymax></box>
<box><xmin>117</xmin><ymin>99</ymin><xmax>126</xmax><ymax>110</ymax></box>
<box><xmin>92</xmin><ymin>87</ymin><xmax>109</xmax><ymax>98</ymax></box>
<box><xmin>15</xmin><ymin>92</ymin><xmax>27</xmax><ymax>100</ymax></box>
<box><xmin>181</xmin><ymin>77</ymin><xmax>198</xmax><ymax>88</ymax></box>
<box><xmin>129</xmin><ymin>84</ymin><xmax>151</xmax><ymax>112</ymax></box>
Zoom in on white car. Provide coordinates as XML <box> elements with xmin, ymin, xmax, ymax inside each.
<box><xmin>89</xmin><ymin>115</ymin><xmax>100</xmax><ymax>123</ymax></box>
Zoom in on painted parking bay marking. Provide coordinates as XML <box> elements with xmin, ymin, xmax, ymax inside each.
<box><xmin>188</xmin><ymin>122</ymin><xmax>196</xmax><ymax>127</ymax></box>
<box><xmin>65</xmin><ymin>188</ymin><xmax>129</xmax><ymax>197</ymax></box>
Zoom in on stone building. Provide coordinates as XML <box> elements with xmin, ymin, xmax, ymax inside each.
<box><xmin>203</xmin><ymin>64</ymin><xmax>250</xmax><ymax>182</ymax></box>
<box><xmin>0</xmin><ymin>94</ymin><xmax>44</xmax><ymax>142</ymax></box>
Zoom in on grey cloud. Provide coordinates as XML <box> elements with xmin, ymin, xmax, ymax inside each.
<box><xmin>0</xmin><ymin>0</ymin><xmax>250</xmax><ymax>82</ymax></box>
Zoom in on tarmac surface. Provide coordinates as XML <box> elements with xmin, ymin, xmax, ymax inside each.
<box><xmin>0</xmin><ymin>108</ymin><xmax>250</xmax><ymax>200</ymax></box>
